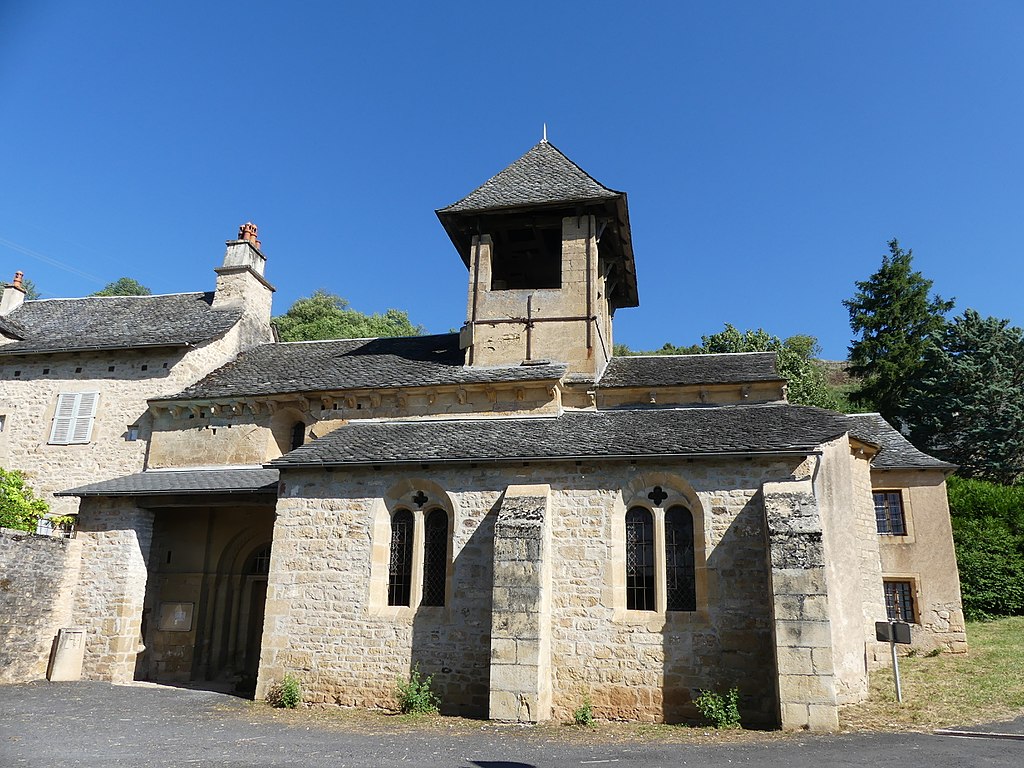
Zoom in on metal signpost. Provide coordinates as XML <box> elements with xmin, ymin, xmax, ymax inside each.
<box><xmin>875</xmin><ymin>620</ymin><xmax>912</xmax><ymax>702</ymax></box>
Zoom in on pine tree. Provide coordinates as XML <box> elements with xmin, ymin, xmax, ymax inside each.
<box><xmin>844</xmin><ymin>239</ymin><xmax>953</xmax><ymax>427</ymax></box>
<box><xmin>904</xmin><ymin>310</ymin><xmax>1024</xmax><ymax>484</ymax></box>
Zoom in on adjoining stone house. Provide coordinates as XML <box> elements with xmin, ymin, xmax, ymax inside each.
<box><xmin>0</xmin><ymin>225</ymin><xmax>275</xmax><ymax>682</ymax></box>
<box><xmin>4</xmin><ymin>140</ymin><xmax>964</xmax><ymax>730</ymax></box>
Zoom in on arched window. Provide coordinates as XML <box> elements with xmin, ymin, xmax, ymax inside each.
<box><xmin>388</xmin><ymin>509</ymin><xmax>414</xmax><ymax>606</ymax></box>
<box><xmin>420</xmin><ymin>508</ymin><xmax>448</xmax><ymax>607</ymax></box>
<box><xmin>249</xmin><ymin>544</ymin><xmax>272</xmax><ymax>576</ymax></box>
<box><xmin>665</xmin><ymin>506</ymin><xmax>696</xmax><ymax>612</ymax></box>
<box><xmin>625</xmin><ymin>507</ymin><xmax>655</xmax><ymax>611</ymax></box>
<box><xmin>290</xmin><ymin>421</ymin><xmax>306</xmax><ymax>451</ymax></box>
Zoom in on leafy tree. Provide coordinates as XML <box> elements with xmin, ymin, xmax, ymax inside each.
<box><xmin>844</xmin><ymin>239</ymin><xmax>954</xmax><ymax>426</ymax></box>
<box><xmin>904</xmin><ymin>310</ymin><xmax>1024</xmax><ymax>484</ymax></box>
<box><xmin>946</xmin><ymin>476</ymin><xmax>1024</xmax><ymax>619</ymax></box>
<box><xmin>697</xmin><ymin>324</ymin><xmax>842</xmax><ymax>410</ymax></box>
<box><xmin>91</xmin><ymin>277</ymin><xmax>152</xmax><ymax>296</ymax></box>
<box><xmin>272</xmin><ymin>290</ymin><xmax>423</xmax><ymax>342</ymax></box>
<box><xmin>0</xmin><ymin>468</ymin><xmax>50</xmax><ymax>532</ymax></box>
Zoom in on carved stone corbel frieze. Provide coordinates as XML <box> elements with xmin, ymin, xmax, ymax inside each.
<box><xmin>370</xmin><ymin>393</ymin><xmax>381</xmax><ymax>408</ymax></box>
<box><xmin>318</xmin><ymin>395</ymin><xmax>333</xmax><ymax>413</ymax></box>
<box><xmin>427</xmin><ymin>391</ymin><xmax>437</xmax><ymax>405</ymax></box>
<box><xmin>396</xmin><ymin>391</ymin><xmax>408</xmax><ymax>408</ymax></box>
<box><xmin>485</xmin><ymin>386</ymin><xmax>497</xmax><ymax>403</ymax></box>
<box><xmin>208</xmin><ymin>403</ymin><xmax>221</xmax><ymax>416</ymax></box>
<box><xmin>344</xmin><ymin>395</ymin><xmax>357</xmax><ymax>409</ymax></box>
<box><xmin>229</xmin><ymin>402</ymin><xmax>243</xmax><ymax>416</ymax></box>
<box><xmin>266</xmin><ymin>399</ymin><xmax>279</xmax><ymax>414</ymax></box>
<box><xmin>699</xmin><ymin>388</ymin><xmax>709</xmax><ymax>404</ymax></box>
<box><xmin>515</xmin><ymin>387</ymin><xmax>525</xmax><ymax>401</ymax></box>
<box><xmin>246</xmin><ymin>399</ymin><xmax>263</xmax><ymax>416</ymax></box>
<box><xmin>741</xmin><ymin>385</ymin><xmax>751</xmax><ymax>399</ymax></box>
<box><xmin>167</xmin><ymin>404</ymin><xmax>183</xmax><ymax>419</ymax></box>
<box><xmin>456</xmin><ymin>388</ymin><xmax>468</xmax><ymax>405</ymax></box>
<box><xmin>188</xmin><ymin>405</ymin><xmax>202</xmax><ymax>419</ymax></box>
<box><xmin>587</xmin><ymin>390</ymin><xmax>597</xmax><ymax>407</ymax></box>
<box><xmin>648</xmin><ymin>390</ymin><xmax>657</xmax><ymax>404</ymax></box>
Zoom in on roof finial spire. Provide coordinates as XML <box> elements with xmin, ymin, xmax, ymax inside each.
<box><xmin>542</xmin><ymin>123</ymin><xmax>548</xmax><ymax>143</ymax></box>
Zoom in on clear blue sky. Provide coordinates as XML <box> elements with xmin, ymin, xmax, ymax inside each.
<box><xmin>2</xmin><ymin>1</ymin><xmax>1022</xmax><ymax>360</ymax></box>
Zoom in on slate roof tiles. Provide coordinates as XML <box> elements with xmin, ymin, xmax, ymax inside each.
<box><xmin>598</xmin><ymin>352</ymin><xmax>782</xmax><ymax>389</ymax></box>
<box><xmin>269</xmin><ymin>403</ymin><xmax>853</xmax><ymax>468</ymax></box>
<box><xmin>846</xmin><ymin>413</ymin><xmax>955</xmax><ymax>470</ymax></box>
<box><xmin>438</xmin><ymin>141</ymin><xmax>622</xmax><ymax>213</ymax></box>
<box><xmin>171</xmin><ymin>333</ymin><xmax>566</xmax><ymax>401</ymax></box>
<box><xmin>0</xmin><ymin>293</ymin><xmax>242</xmax><ymax>356</ymax></box>
<box><xmin>59</xmin><ymin>467</ymin><xmax>280</xmax><ymax>497</ymax></box>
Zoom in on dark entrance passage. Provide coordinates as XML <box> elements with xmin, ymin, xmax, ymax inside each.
<box><xmin>136</xmin><ymin>502</ymin><xmax>275</xmax><ymax>696</ymax></box>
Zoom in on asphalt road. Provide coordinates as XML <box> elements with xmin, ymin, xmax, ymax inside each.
<box><xmin>0</xmin><ymin>681</ymin><xmax>1020</xmax><ymax>767</ymax></box>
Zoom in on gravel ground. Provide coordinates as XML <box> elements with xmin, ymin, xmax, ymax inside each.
<box><xmin>1</xmin><ymin>681</ymin><xmax>1021</xmax><ymax>767</ymax></box>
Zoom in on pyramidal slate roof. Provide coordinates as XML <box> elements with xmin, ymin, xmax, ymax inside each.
<box><xmin>598</xmin><ymin>352</ymin><xmax>783</xmax><ymax>389</ymax></box>
<box><xmin>0</xmin><ymin>293</ymin><xmax>242</xmax><ymax>356</ymax></box>
<box><xmin>269</xmin><ymin>404</ymin><xmax>853</xmax><ymax>468</ymax></box>
<box><xmin>846</xmin><ymin>413</ymin><xmax>956</xmax><ymax>470</ymax></box>
<box><xmin>439</xmin><ymin>141</ymin><xmax>622</xmax><ymax>213</ymax></box>
<box><xmin>168</xmin><ymin>333</ymin><xmax>567</xmax><ymax>401</ymax></box>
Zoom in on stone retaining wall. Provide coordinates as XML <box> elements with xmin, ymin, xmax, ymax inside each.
<box><xmin>0</xmin><ymin>527</ymin><xmax>81</xmax><ymax>683</ymax></box>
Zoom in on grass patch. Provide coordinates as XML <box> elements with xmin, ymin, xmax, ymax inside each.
<box><xmin>841</xmin><ymin>617</ymin><xmax>1024</xmax><ymax>731</ymax></box>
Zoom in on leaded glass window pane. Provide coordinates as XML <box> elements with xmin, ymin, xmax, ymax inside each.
<box><xmin>421</xmin><ymin>509</ymin><xmax>448</xmax><ymax>607</ymax></box>
<box><xmin>665</xmin><ymin>506</ymin><xmax>696</xmax><ymax>611</ymax></box>
<box><xmin>874</xmin><ymin>491</ymin><xmax>907</xmax><ymax>535</ymax></box>
<box><xmin>884</xmin><ymin>580</ymin><xmax>915</xmax><ymax>622</ymax></box>
<box><xmin>388</xmin><ymin>509</ymin><xmax>414</xmax><ymax>606</ymax></box>
<box><xmin>626</xmin><ymin>507</ymin><xmax>655</xmax><ymax>611</ymax></box>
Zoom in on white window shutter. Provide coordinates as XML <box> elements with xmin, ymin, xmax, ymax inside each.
<box><xmin>49</xmin><ymin>393</ymin><xmax>77</xmax><ymax>444</ymax></box>
<box><xmin>70</xmin><ymin>392</ymin><xmax>99</xmax><ymax>444</ymax></box>
<box><xmin>49</xmin><ymin>392</ymin><xmax>100</xmax><ymax>445</ymax></box>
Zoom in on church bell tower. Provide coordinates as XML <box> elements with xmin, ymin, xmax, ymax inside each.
<box><xmin>437</xmin><ymin>139</ymin><xmax>639</xmax><ymax>379</ymax></box>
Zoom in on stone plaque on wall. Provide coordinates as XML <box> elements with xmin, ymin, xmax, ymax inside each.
<box><xmin>158</xmin><ymin>602</ymin><xmax>194</xmax><ymax>632</ymax></box>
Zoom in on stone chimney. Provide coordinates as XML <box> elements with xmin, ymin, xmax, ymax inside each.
<box><xmin>1</xmin><ymin>271</ymin><xmax>27</xmax><ymax>315</ymax></box>
<box><xmin>212</xmin><ymin>224</ymin><xmax>275</xmax><ymax>349</ymax></box>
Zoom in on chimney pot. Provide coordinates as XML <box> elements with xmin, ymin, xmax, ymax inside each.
<box><xmin>238</xmin><ymin>222</ymin><xmax>262</xmax><ymax>250</ymax></box>
<box><xmin>13</xmin><ymin>271</ymin><xmax>23</xmax><ymax>289</ymax></box>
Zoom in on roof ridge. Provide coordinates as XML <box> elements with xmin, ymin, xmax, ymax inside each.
<box><xmin>267</xmin><ymin>332</ymin><xmax>457</xmax><ymax>347</ymax></box>
<box><xmin>24</xmin><ymin>291</ymin><xmax>205</xmax><ymax>303</ymax></box>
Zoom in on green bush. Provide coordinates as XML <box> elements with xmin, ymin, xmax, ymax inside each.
<box><xmin>0</xmin><ymin>468</ymin><xmax>49</xmax><ymax>532</ymax></box>
<box><xmin>694</xmin><ymin>687</ymin><xmax>741</xmax><ymax>729</ymax></box>
<box><xmin>266</xmin><ymin>673</ymin><xmax>301</xmax><ymax>708</ymax></box>
<box><xmin>573</xmin><ymin>694</ymin><xmax>595</xmax><ymax>726</ymax></box>
<box><xmin>947</xmin><ymin>476</ymin><xmax>1024</xmax><ymax>619</ymax></box>
<box><xmin>394</xmin><ymin>665</ymin><xmax>440</xmax><ymax>715</ymax></box>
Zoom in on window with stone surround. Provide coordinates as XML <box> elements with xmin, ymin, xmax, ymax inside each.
<box><xmin>874</xmin><ymin>491</ymin><xmax>907</xmax><ymax>535</ymax></box>
<box><xmin>622</xmin><ymin>486</ymin><xmax>700</xmax><ymax>614</ymax></box>
<box><xmin>884</xmin><ymin>579</ymin><xmax>916</xmax><ymax>623</ymax></box>
<box><xmin>372</xmin><ymin>485</ymin><xmax>454</xmax><ymax>613</ymax></box>
<box><xmin>387</xmin><ymin>509</ymin><xmax>415</xmax><ymax>606</ymax></box>
<box><xmin>48</xmin><ymin>392</ymin><xmax>99</xmax><ymax>445</ymax></box>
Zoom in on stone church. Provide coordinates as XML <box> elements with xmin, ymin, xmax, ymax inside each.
<box><xmin>0</xmin><ymin>140</ymin><xmax>965</xmax><ymax>730</ymax></box>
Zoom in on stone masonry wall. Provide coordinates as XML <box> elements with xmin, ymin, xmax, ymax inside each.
<box><xmin>0</xmin><ymin>322</ymin><xmax>251</xmax><ymax>517</ymax></box>
<box><xmin>0</xmin><ymin>527</ymin><xmax>82</xmax><ymax>683</ymax></box>
<box><xmin>70</xmin><ymin>498</ymin><xmax>154</xmax><ymax>682</ymax></box>
<box><xmin>763</xmin><ymin>478</ymin><xmax>839</xmax><ymax>731</ymax></box>
<box><xmin>260</xmin><ymin>457</ymin><xmax>805</xmax><ymax>724</ymax></box>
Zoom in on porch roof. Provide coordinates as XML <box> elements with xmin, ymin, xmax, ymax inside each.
<box><xmin>58</xmin><ymin>467</ymin><xmax>280</xmax><ymax>497</ymax></box>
